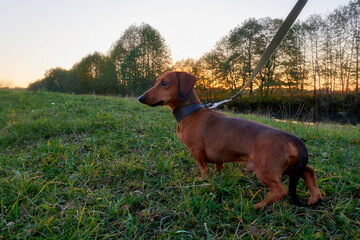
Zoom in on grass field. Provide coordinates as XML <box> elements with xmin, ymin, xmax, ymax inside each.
<box><xmin>0</xmin><ymin>89</ymin><xmax>359</xmax><ymax>239</ymax></box>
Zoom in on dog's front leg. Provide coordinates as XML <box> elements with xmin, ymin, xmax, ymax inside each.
<box><xmin>191</xmin><ymin>150</ymin><xmax>209</xmax><ymax>181</ymax></box>
<box><xmin>215</xmin><ymin>163</ymin><xmax>224</xmax><ymax>171</ymax></box>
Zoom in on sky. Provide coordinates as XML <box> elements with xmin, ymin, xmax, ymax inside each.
<box><xmin>0</xmin><ymin>0</ymin><xmax>351</xmax><ymax>88</ymax></box>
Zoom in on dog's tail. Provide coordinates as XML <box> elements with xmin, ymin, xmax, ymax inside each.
<box><xmin>288</xmin><ymin>140</ymin><xmax>308</xmax><ymax>206</ymax></box>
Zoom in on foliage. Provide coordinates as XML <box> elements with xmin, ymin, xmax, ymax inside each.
<box><xmin>178</xmin><ymin>0</ymin><xmax>360</xmax><ymax>99</ymax></box>
<box><xmin>29</xmin><ymin>1</ymin><xmax>359</xmax><ymax>100</ymax></box>
<box><xmin>28</xmin><ymin>68</ymin><xmax>79</xmax><ymax>93</ymax></box>
<box><xmin>27</xmin><ymin>1</ymin><xmax>360</xmax><ymax>124</ymax></box>
<box><xmin>225</xmin><ymin>93</ymin><xmax>360</xmax><ymax>125</ymax></box>
<box><xmin>71</xmin><ymin>52</ymin><xmax>119</xmax><ymax>95</ymax></box>
<box><xmin>109</xmin><ymin>23</ymin><xmax>171</xmax><ymax>95</ymax></box>
<box><xmin>1</xmin><ymin>89</ymin><xmax>359</xmax><ymax>239</ymax></box>
<box><xmin>29</xmin><ymin>24</ymin><xmax>171</xmax><ymax>96</ymax></box>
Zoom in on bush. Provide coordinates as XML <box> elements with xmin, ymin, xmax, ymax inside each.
<box><xmin>223</xmin><ymin>93</ymin><xmax>360</xmax><ymax>124</ymax></box>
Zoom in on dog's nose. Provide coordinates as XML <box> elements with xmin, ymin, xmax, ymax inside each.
<box><xmin>138</xmin><ymin>94</ymin><xmax>146</xmax><ymax>103</ymax></box>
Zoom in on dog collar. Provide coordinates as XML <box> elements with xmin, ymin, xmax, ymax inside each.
<box><xmin>173</xmin><ymin>104</ymin><xmax>206</xmax><ymax>123</ymax></box>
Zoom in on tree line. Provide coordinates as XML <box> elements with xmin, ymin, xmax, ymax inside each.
<box><xmin>182</xmin><ymin>0</ymin><xmax>359</xmax><ymax>102</ymax></box>
<box><xmin>29</xmin><ymin>24</ymin><xmax>171</xmax><ymax>95</ymax></box>
<box><xmin>29</xmin><ymin>1</ymin><xmax>359</xmax><ymax>103</ymax></box>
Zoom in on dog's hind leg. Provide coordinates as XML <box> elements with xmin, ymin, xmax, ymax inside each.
<box><xmin>252</xmin><ymin>141</ymin><xmax>288</xmax><ymax>209</ymax></box>
<box><xmin>302</xmin><ymin>166</ymin><xmax>324</xmax><ymax>205</ymax></box>
<box><xmin>254</xmin><ymin>169</ymin><xmax>287</xmax><ymax>209</ymax></box>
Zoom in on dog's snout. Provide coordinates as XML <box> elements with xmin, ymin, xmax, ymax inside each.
<box><xmin>138</xmin><ymin>94</ymin><xmax>146</xmax><ymax>103</ymax></box>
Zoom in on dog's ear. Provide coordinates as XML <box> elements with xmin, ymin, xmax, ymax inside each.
<box><xmin>177</xmin><ymin>72</ymin><xmax>197</xmax><ymax>99</ymax></box>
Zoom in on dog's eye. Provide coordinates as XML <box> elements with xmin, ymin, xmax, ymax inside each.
<box><xmin>161</xmin><ymin>81</ymin><xmax>168</xmax><ymax>86</ymax></box>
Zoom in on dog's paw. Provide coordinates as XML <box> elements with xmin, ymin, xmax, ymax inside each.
<box><xmin>254</xmin><ymin>202</ymin><xmax>266</xmax><ymax>210</ymax></box>
<box><xmin>307</xmin><ymin>195</ymin><xmax>324</xmax><ymax>206</ymax></box>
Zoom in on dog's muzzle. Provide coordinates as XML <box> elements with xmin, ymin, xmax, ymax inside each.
<box><xmin>138</xmin><ymin>94</ymin><xmax>164</xmax><ymax>107</ymax></box>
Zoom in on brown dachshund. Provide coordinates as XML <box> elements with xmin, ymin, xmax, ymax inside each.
<box><xmin>138</xmin><ymin>71</ymin><xmax>323</xmax><ymax>209</ymax></box>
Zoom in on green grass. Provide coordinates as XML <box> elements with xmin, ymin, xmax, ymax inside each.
<box><xmin>0</xmin><ymin>89</ymin><xmax>359</xmax><ymax>239</ymax></box>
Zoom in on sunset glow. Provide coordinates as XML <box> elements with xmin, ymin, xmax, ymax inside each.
<box><xmin>0</xmin><ymin>0</ymin><xmax>352</xmax><ymax>88</ymax></box>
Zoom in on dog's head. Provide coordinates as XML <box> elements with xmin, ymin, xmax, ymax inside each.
<box><xmin>138</xmin><ymin>71</ymin><xmax>197</xmax><ymax>107</ymax></box>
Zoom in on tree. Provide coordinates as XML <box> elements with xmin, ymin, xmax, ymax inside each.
<box><xmin>0</xmin><ymin>79</ymin><xmax>14</xmax><ymax>88</ymax></box>
<box><xmin>328</xmin><ymin>6</ymin><xmax>353</xmax><ymax>94</ymax></box>
<box><xmin>28</xmin><ymin>67</ymin><xmax>78</xmax><ymax>93</ymax></box>
<box><xmin>279</xmin><ymin>22</ymin><xmax>306</xmax><ymax>97</ymax></box>
<box><xmin>321</xmin><ymin>15</ymin><xmax>337</xmax><ymax>93</ymax></box>
<box><xmin>72</xmin><ymin>52</ymin><xmax>119</xmax><ymax>94</ymax></box>
<box><xmin>348</xmin><ymin>0</ymin><xmax>360</xmax><ymax>95</ymax></box>
<box><xmin>305</xmin><ymin>14</ymin><xmax>324</xmax><ymax>97</ymax></box>
<box><xmin>109</xmin><ymin>23</ymin><xmax>171</xmax><ymax>95</ymax></box>
<box><xmin>229</xmin><ymin>18</ymin><xmax>264</xmax><ymax>95</ymax></box>
<box><xmin>203</xmin><ymin>36</ymin><xmax>242</xmax><ymax>91</ymax></box>
<box><xmin>256</xmin><ymin>18</ymin><xmax>282</xmax><ymax>98</ymax></box>
<box><xmin>172</xmin><ymin>58</ymin><xmax>197</xmax><ymax>73</ymax></box>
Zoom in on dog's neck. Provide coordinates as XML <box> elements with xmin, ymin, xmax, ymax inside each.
<box><xmin>170</xmin><ymin>90</ymin><xmax>206</xmax><ymax>123</ymax></box>
<box><xmin>169</xmin><ymin>90</ymin><xmax>201</xmax><ymax>111</ymax></box>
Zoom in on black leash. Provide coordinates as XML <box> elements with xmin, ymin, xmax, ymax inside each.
<box><xmin>207</xmin><ymin>0</ymin><xmax>308</xmax><ymax>109</ymax></box>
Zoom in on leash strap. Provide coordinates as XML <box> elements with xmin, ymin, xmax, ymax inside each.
<box><xmin>208</xmin><ymin>0</ymin><xmax>308</xmax><ymax>109</ymax></box>
<box><xmin>173</xmin><ymin>104</ymin><xmax>206</xmax><ymax>122</ymax></box>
